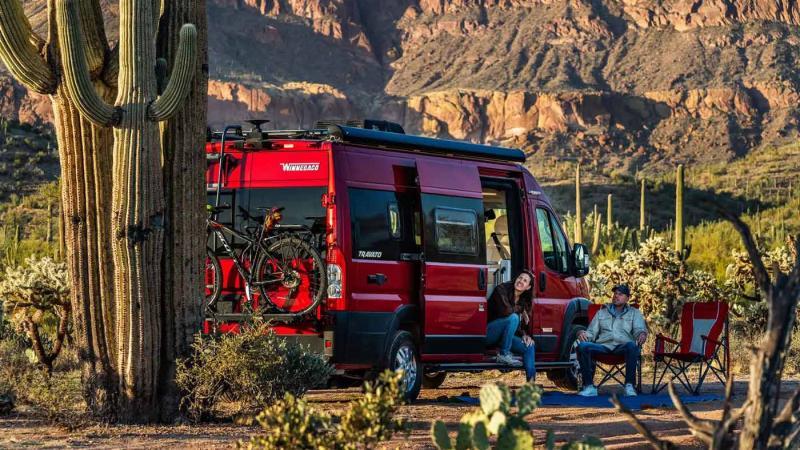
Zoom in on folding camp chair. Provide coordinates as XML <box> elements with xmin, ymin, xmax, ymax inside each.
<box><xmin>584</xmin><ymin>304</ymin><xmax>643</xmax><ymax>392</ymax></box>
<box><xmin>652</xmin><ymin>301</ymin><xmax>730</xmax><ymax>395</ymax></box>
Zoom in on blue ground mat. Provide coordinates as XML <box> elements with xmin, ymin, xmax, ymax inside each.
<box><xmin>455</xmin><ymin>391</ymin><xmax>723</xmax><ymax>410</ymax></box>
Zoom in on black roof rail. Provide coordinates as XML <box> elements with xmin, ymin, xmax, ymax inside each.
<box><xmin>326</xmin><ymin>125</ymin><xmax>526</xmax><ymax>163</ymax></box>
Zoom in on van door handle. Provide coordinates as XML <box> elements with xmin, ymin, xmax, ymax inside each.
<box><xmin>539</xmin><ymin>272</ymin><xmax>546</xmax><ymax>292</ymax></box>
<box><xmin>477</xmin><ymin>268</ymin><xmax>486</xmax><ymax>290</ymax></box>
<box><xmin>368</xmin><ymin>273</ymin><xmax>387</xmax><ymax>285</ymax></box>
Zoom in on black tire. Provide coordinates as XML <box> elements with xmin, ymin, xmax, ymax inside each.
<box><xmin>385</xmin><ymin>331</ymin><xmax>422</xmax><ymax>402</ymax></box>
<box><xmin>422</xmin><ymin>371</ymin><xmax>447</xmax><ymax>389</ymax></box>
<box><xmin>253</xmin><ymin>236</ymin><xmax>327</xmax><ymax>316</ymax></box>
<box><xmin>547</xmin><ymin>324</ymin><xmax>586</xmax><ymax>391</ymax></box>
<box><xmin>205</xmin><ymin>248</ymin><xmax>222</xmax><ymax>306</ymax></box>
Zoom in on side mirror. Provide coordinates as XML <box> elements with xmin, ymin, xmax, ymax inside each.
<box><xmin>573</xmin><ymin>243</ymin><xmax>590</xmax><ymax>277</ymax></box>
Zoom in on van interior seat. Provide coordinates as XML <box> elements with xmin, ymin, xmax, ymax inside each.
<box><xmin>487</xmin><ymin>214</ymin><xmax>511</xmax><ymax>263</ymax></box>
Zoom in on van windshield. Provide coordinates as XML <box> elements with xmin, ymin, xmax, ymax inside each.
<box><xmin>208</xmin><ymin>187</ymin><xmax>326</xmax><ymax>231</ymax></box>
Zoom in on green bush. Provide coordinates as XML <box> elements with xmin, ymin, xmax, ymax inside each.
<box><xmin>432</xmin><ymin>382</ymin><xmax>603</xmax><ymax>450</ymax></box>
<box><xmin>244</xmin><ymin>370</ymin><xmax>406</xmax><ymax>449</ymax></box>
<box><xmin>589</xmin><ymin>237</ymin><xmax>729</xmax><ymax>329</ymax></box>
<box><xmin>176</xmin><ymin>321</ymin><xmax>333</xmax><ymax>420</ymax></box>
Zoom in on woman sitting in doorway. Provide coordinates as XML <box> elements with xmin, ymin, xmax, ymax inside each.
<box><xmin>485</xmin><ymin>270</ymin><xmax>536</xmax><ymax>382</ymax></box>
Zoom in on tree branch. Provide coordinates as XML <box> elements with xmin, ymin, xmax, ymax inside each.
<box><xmin>0</xmin><ymin>0</ymin><xmax>57</xmax><ymax>94</ymax></box>
<box><xmin>611</xmin><ymin>395</ymin><xmax>677</xmax><ymax>450</ymax></box>
<box><xmin>668</xmin><ymin>383</ymin><xmax>716</xmax><ymax>444</ymax></box>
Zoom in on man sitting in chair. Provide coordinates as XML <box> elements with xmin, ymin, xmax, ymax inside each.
<box><xmin>577</xmin><ymin>284</ymin><xmax>647</xmax><ymax>397</ymax></box>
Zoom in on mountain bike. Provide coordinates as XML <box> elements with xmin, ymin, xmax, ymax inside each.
<box><xmin>205</xmin><ymin>204</ymin><xmax>327</xmax><ymax>318</ymax></box>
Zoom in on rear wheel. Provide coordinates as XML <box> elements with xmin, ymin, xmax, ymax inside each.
<box><xmin>205</xmin><ymin>248</ymin><xmax>222</xmax><ymax>307</ymax></box>
<box><xmin>547</xmin><ymin>324</ymin><xmax>586</xmax><ymax>391</ymax></box>
<box><xmin>385</xmin><ymin>331</ymin><xmax>421</xmax><ymax>402</ymax></box>
<box><xmin>422</xmin><ymin>371</ymin><xmax>447</xmax><ymax>389</ymax></box>
<box><xmin>253</xmin><ymin>236</ymin><xmax>327</xmax><ymax>316</ymax></box>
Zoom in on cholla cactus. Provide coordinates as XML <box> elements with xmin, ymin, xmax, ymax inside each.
<box><xmin>589</xmin><ymin>237</ymin><xmax>727</xmax><ymax>328</ymax></box>
<box><xmin>0</xmin><ymin>257</ymin><xmax>70</xmax><ymax>372</ymax></box>
<box><xmin>431</xmin><ymin>383</ymin><xmax>602</xmax><ymax>450</ymax></box>
<box><xmin>724</xmin><ymin>236</ymin><xmax>796</xmax><ymax>332</ymax></box>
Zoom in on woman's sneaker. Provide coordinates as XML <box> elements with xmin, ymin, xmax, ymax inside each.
<box><xmin>496</xmin><ymin>353</ymin><xmax>523</xmax><ymax>367</ymax></box>
<box><xmin>578</xmin><ymin>385</ymin><xmax>598</xmax><ymax>397</ymax></box>
<box><xmin>625</xmin><ymin>384</ymin><xmax>638</xmax><ymax>397</ymax></box>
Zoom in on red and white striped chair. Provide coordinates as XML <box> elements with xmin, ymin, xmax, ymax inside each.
<box><xmin>652</xmin><ymin>301</ymin><xmax>730</xmax><ymax>395</ymax></box>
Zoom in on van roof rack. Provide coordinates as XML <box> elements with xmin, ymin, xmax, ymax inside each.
<box><xmin>315</xmin><ymin>119</ymin><xmax>405</xmax><ymax>134</ymax></box>
<box><xmin>326</xmin><ymin>125</ymin><xmax>526</xmax><ymax>163</ymax></box>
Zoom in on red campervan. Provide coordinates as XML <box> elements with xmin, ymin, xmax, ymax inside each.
<box><xmin>205</xmin><ymin>120</ymin><xmax>592</xmax><ymax>400</ymax></box>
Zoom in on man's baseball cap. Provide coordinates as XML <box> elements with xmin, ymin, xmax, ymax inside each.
<box><xmin>612</xmin><ymin>284</ymin><xmax>631</xmax><ymax>296</ymax></box>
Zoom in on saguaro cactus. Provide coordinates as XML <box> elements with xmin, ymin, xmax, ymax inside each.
<box><xmin>575</xmin><ymin>164</ymin><xmax>583</xmax><ymax>244</ymax></box>
<box><xmin>640</xmin><ymin>178</ymin><xmax>646</xmax><ymax>231</ymax></box>
<box><xmin>606</xmin><ymin>193</ymin><xmax>613</xmax><ymax>233</ymax></box>
<box><xmin>0</xmin><ymin>0</ymin><xmax>118</xmax><ymax>417</ymax></box>
<box><xmin>56</xmin><ymin>0</ymin><xmax>197</xmax><ymax>421</ymax></box>
<box><xmin>675</xmin><ymin>164</ymin><xmax>685</xmax><ymax>255</ymax></box>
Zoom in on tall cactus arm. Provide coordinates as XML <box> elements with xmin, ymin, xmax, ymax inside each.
<box><xmin>148</xmin><ymin>24</ymin><xmax>197</xmax><ymax>122</ymax></box>
<box><xmin>79</xmin><ymin>0</ymin><xmax>112</xmax><ymax>77</ymax></box>
<box><xmin>56</xmin><ymin>0</ymin><xmax>121</xmax><ymax>127</ymax></box>
<box><xmin>0</xmin><ymin>0</ymin><xmax>57</xmax><ymax>94</ymax></box>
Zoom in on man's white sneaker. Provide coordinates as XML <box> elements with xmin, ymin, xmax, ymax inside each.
<box><xmin>578</xmin><ymin>385</ymin><xmax>598</xmax><ymax>397</ymax></box>
<box><xmin>624</xmin><ymin>384</ymin><xmax>638</xmax><ymax>397</ymax></box>
<box><xmin>496</xmin><ymin>353</ymin><xmax>523</xmax><ymax>367</ymax></box>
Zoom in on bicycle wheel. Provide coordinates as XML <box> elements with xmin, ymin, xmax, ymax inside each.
<box><xmin>205</xmin><ymin>248</ymin><xmax>222</xmax><ymax>306</ymax></box>
<box><xmin>253</xmin><ymin>236</ymin><xmax>327</xmax><ymax>316</ymax></box>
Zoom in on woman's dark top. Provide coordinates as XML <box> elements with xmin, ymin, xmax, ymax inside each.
<box><xmin>487</xmin><ymin>281</ymin><xmax>533</xmax><ymax>337</ymax></box>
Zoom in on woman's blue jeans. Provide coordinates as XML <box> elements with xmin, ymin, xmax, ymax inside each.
<box><xmin>486</xmin><ymin>314</ymin><xmax>536</xmax><ymax>381</ymax></box>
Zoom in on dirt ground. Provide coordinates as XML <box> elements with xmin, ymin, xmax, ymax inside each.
<box><xmin>1</xmin><ymin>372</ymin><xmax>795</xmax><ymax>449</ymax></box>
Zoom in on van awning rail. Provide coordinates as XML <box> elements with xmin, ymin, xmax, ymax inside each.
<box><xmin>326</xmin><ymin>125</ymin><xmax>527</xmax><ymax>163</ymax></box>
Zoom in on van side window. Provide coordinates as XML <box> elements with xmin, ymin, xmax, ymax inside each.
<box><xmin>349</xmin><ymin>188</ymin><xmax>418</xmax><ymax>260</ymax></box>
<box><xmin>548</xmin><ymin>213</ymin><xmax>570</xmax><ymax>273</ymax></box>
<box><xmin>536</xmin><ymin>207</ymin><xmax>570</xmax><ymax>273</ymax></box>
<box><xmin>536</xmin><ymin>208</ymin><xmax>557</xmax><ymax>271</ymax></box>
<box><xmin>434</xmin><ymin>207</ymin><xmax>477</xmax><ymax>255</ymax></box>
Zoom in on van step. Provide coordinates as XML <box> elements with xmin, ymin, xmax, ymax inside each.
<box><xmin>206</xmin><ymin>312</ymin><xmax>303</xmax><ymax>323</ymax></box>
<box><xmin>427</xmin><ymin>361</ymin><xmax>574</xmax><ymax>372</ymax></box>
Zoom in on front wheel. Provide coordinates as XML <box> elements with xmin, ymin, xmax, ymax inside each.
<box><xmin>547</xmin><ymin>324</ymin><xmax>586</xmax><ymax>391</ymax></box>
<box><xmin>422</xmin><ymin>371</ymin><xmax>447</xmax><ymax>389</ymax></box>
<box><xmin>385</xmin><ymin>331</ymin><xmax>421</xmax><ymax>402</ymax></box>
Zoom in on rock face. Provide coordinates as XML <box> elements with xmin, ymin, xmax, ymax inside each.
<box><xmin>3</xmin><ymin>0</ymin><xmax>800</xmax><ymax>179</ymax></box>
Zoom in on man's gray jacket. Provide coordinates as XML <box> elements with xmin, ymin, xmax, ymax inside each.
<box><xmin>585</xmin><ymin>304</ymin><xmax>647</xmax><ymax>349</ymax></box>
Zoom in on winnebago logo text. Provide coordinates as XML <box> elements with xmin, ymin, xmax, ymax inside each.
<box><xmin>280</xmin><ymin>162</ymin><xmax>320</xmax><ymax>172</ymax></box>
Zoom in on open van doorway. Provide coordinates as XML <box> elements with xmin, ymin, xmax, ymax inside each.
<box><xmin>481</xmin><ymin>179</ymin><xmax>524</xmax><ymax>297</ymax></box>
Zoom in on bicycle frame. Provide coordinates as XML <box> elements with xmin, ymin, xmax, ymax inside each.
<box><xmin>207</xmin><ymin>219</ymin><xmax>270</xmax><ymax>304</ymax></box>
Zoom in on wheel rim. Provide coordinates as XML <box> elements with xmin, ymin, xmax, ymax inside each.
<box><xmin>394</xmin><ymin>345</ymin><xmax>418</xmax><ymax>394</ymax></box>
<box><xmin>569</xmin><ymin>338</ymin><xmax>581</xmax><ymax>383</ymax></box>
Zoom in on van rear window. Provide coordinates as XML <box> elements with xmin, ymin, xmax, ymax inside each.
<box><xmin>207</xmin><ymin>187</ymin><xmax>325</xmax><ymax>231</ymax></box>
<box><xmin>349</xmin><ymin>188</ymin><xmax>419</xmax><ymax>260</ymax></box>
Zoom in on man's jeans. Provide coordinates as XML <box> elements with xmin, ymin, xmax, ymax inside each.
<box><xmin>577</xmin><ymin>341</ymin><xmax>639</xmax><ymax>386</ymax></box>
<box><xmin>486</xmin><ymin>314</ymin><xmax>536</xmax><ymax>381</ymax></box>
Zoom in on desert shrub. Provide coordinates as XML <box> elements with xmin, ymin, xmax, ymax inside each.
<box><xmin>243</xmin><ymin>370</ymin><xmax>406</xmax><ymax>450</ymax></box>
<box><xmin>589</xmin><ymin>237</ymin><xmax>729</xmax><ymax>329</ymax></box>
<box><xmin>432</xmin><ymin>382</ymin><xmax>603</xmax><ymax>449</ymax></box>
<box><xmin>177</xmin><ymin>321</ymin><xmax>333</xmax><ymax>420</ymax></box>
<box><xmin>0</xmin><ymin>256</ymin><xmax>70</xmax><ymax>372</ymax></box>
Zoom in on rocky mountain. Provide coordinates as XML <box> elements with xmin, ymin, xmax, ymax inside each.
<box><xmin>3</xmin><ymin>0</ymin><xmax>800</xmax><ymax>182</ymax></box>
